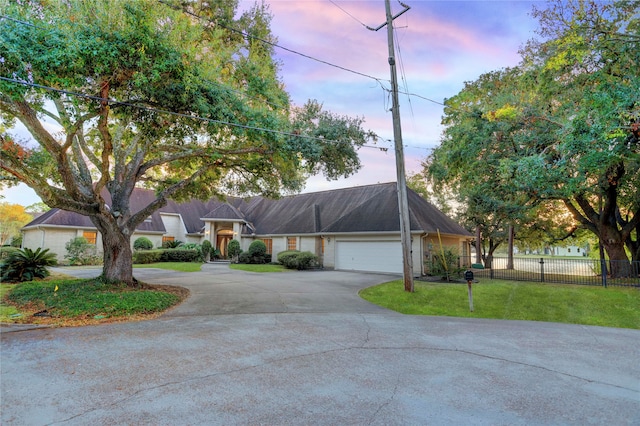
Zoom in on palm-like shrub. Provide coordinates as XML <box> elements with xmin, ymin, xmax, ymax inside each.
<box><xmin>162</xmin><ymin>240</ymin><xmax>183</xmax><ymax>249</ymax></box>
<box><xmin>0</xmin><ymin>247</ymin><xmax>57</xmax><ymax>282</ymax></box>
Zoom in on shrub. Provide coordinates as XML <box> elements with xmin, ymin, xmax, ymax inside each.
<box><xmin>133</xmin><ymin>249</ymin><xmax>162</xmax><ymax>264</ymax></box>
<box><xmin>277</xmin><ymin>250</ymin><xmax>319</xmax><ymax>270</ymax></box>
<box><xmin>227</xmin><ymin>239</ymin><xmax>241</xmax><ymax>261</ymax></box>
<box><xmin>294</xmin><ymin>251</ymin><xmax>319</xmax><ymax>270</ymax></box>
<box><xmin>162</xmin><ymin>240</ymin><xmax>183</xmax><ymax>249</ymax></box>
<box><xmin>65</xmin><ymin>237</ymin><xmax>100</xmax><ymax>266</ymax></box>
<box><xmin>159</xmin><ymin>248</ymin><xmax>202</xmax><ymax>263</ymax></box>
<box><xmin>426</xmin><ymin>247</ymin><xmax>463</xmax><ymax>280</ymax></box>
<box><xmin>10</xmin><ymin>236</ymin><xmax>22</xmax><ymax>247</ymax></box>
<box><xmin>0</xmin><ymin>246</ymin><xmax>20</xmax><ymax>261</ymax></box>
<box><xmin>248</xmin><ymin>240</ymin><xmax>267</xmax><ymax>258</ymax></box>
<box><xmin>238</xmin><ymin>252</ymin><xmax>252</xmax><ymax>264</ymax></box>
<box><xmin>277</xmin><ymin>250</ymin><xmax>300</xmax><ymax>268</ymax></box>
<box><xmin>133</xmin><ymin>237</ymin><xmax>154</xmax><ymax>250</ymax></box>
<box><xmin>201</xmin><ymin>240</ymin><xmax>212</xmax><ymax>261</ymax></box>
<box><xmin>0</xmin><ymin>247</ymin><xmax>57</xmax><ymax>282</ymax></box>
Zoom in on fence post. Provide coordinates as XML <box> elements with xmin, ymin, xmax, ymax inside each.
<box><xmin>539</xmin><ymin>258</ymin><xmax>545</xmax><ymax>283</ymax></box>
<box><xmin>601</xmin><ymin>259</ymin><xmax>607</xmax><ymax>288</ymax></box>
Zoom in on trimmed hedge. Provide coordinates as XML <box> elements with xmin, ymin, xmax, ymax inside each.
<box><xmin>132</xmin><ymin>248</ymin><xmax>202</xmax><ymax>264</ymax></box>
<box><xmin>133</xmin><ymin>249</ymin><xmax>162</xmax><ymax>264</ymax></box>
<box><xmin>160</xmin><ymin>248</ymin><xmax>202</xmax><ymax>263</ymax></box>
<box><xmin>277</xmin><ymin>250</ymin><xmax>319</xmax><ymax>270</ymax></box>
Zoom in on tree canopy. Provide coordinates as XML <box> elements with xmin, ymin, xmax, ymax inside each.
<box><xmin>423</xmin><ymin>0</ymin><xmax>639</xmax><ymax>275</ymax></box>
<box><xmin>0</xmin><ymin>0</ymin><xmax>374</xmax><ymax>284</ymax></box>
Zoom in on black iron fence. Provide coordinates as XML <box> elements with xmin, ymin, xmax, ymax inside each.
<box><xmin>427</xmin><ymin>256</ymin><xmax>639</xmax><ymax>288</ymax></box>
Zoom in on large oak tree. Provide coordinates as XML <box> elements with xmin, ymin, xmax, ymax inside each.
<box><xmin>0</xmin><ymin>0</ymin><xmax>373</xmax><ymax>285</ymax></box>
<box><xmin>424</xmin><ymin>0</ymin><xmax>639</xmax><ymax>276</ymax></box>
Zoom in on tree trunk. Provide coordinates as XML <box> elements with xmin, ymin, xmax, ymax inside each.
<box><xmin>92</xmin><ymin>214</ymin><xmax>135</xmax><ymax>286</ymax></box>
<box><xmin>507</xmin><ymin>224</ymin><xmax>514</xmax><ymax>270</ymax></box>
<box><xmin>602</xmin><ymin>239</ymin><xmax>633</xmax><ymax>278</ymax></box>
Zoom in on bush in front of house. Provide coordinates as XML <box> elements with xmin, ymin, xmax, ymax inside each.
<box><xmin>65</xmin><ymin>237</ymin><xmax>101</xmax><ymax>266</ymax></box>
<box><xmin>0</xmin><ymin>246</ymin><xmax>20</xmax><ymax>261</ymax></box>
<box><xmin>162</xmin><ymin>240</ymin><xmax>183</xmax><ymax>249</ymax></box>
<box><xmin>133</xmin><ymin>237</ymin><xmax>154</xmax><ymax>250</ymax></box>
<box><xmin>277</xmin><ymin>250</ymin><xmax>319</xmax><ymax>270</ymax></box>
<box><xmin>133</xmin><ymin>249</ymin><xmax>163</xmax><ymax>264</ymax></box>
<box><xmin>0</xmin><ymin>247</ymin><xmax>58</xmax><ymax>282</ymax></box>
<box><xmin>159</xmin><ymin>248</ymin><xmax>202</xmax><ymax>263</ymax></box>
<box><xmin>227</xmin><ymin>239</ymin><xmax>241</xmax><ymax>261</ymax></box>
<box><xmin>201</xmin><ymin>240</ymin><xmax>212</xmax><ymax>261</ymax></box>
<box><xmin>240</xmin><ymin>240</ymin><xmax>268</xmax><ymax>264</ymax></box>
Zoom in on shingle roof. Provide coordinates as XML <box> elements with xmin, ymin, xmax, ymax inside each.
<box><xmin>22</xmin><ymin>183</ymin><xmax>471</xmax><ymax>237</ymax></box>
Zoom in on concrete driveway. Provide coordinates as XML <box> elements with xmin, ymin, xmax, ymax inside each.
<box><xmin>1</xmin><ymin>263</ymin><xmax>639</xmax><ymax>425</ymax></box>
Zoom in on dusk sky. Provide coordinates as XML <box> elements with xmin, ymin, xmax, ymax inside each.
<box><xmin>2</xmin><ymin>0</ymin><xmax>542</xmax><ymax>206</ymax></box>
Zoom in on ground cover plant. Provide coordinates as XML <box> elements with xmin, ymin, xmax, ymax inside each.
<box><xmin>133</xmin><ymin>262</ymin><xmax>202</xmax><ymax>272</ymax></box>
<box><xmin>2</xmin><ymin>278</ymin><xmax>186</xmax><ymax>326</ymax></box>
<box><xmin>359</xmin><ymin>279</ymin><xmax>640</xmax><ymax>329</ymax></box>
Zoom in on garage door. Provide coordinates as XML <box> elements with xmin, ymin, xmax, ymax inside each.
<box><xmin>335</xmin><ymin>241</ymin><xmax>402</xmax><ymax>274</ymax></box>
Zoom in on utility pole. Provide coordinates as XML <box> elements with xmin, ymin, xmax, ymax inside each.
<box><xmin>368</xmin><ymin>0</ymin><xmax>414</xmax><ymax>292</ymax></box>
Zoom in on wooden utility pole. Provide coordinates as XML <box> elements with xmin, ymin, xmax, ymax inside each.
<box><xmin>369</xmin><ymin>0</ymin><xmax>414</xmax><ymax>292</ymax></box>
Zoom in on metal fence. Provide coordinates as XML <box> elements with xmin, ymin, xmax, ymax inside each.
<box><xmin>448</xmin><ymin>257</ymin><xmax>639</xmax><ymax>288</ymax></box>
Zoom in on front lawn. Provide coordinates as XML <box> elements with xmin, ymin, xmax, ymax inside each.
<box><xmin>229</xmin><ymin>264</ymin><xmax>289</xmax><ymax>273</ymax></box>
<box><xmin>133</xmin><ymin>262</ymin><xmax>202</xmax><ymax>272</ymax></box>
<box><xmin>359</xmin><ymin>279</ymin><xmax>640</xmax><ymax>329</ymax></box>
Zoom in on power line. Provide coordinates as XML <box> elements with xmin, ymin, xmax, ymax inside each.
<box><xmin>157</xmin><ymin>0</ymin><xmax>389</xmax><ymax>88</ymax></box>
<box><xmin>327</xmin><ymin>0</ymin><xmax>369</xmax><ymax>28</ymax></box>
<box><xmin>0</xmin><ymin>76</ymin><xmax>385</xmax><ymax>150</ymax></box>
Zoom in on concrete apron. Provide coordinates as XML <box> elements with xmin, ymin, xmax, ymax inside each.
<box><xmin>1</xmin><ymin>264</ymin><xmax>639</xmax><ymax>425</ymax></box>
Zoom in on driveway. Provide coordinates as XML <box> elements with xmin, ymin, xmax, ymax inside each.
<box><xmin>1</xmin><ymin>264</ymin><xmax>639</xmax><ymax>425</ymax></box>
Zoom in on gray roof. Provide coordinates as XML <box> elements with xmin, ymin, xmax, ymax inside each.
<box><xmin>23</xmin><ymin>183</ymin><xmax>471</xmax><ymax>237</ymax></box>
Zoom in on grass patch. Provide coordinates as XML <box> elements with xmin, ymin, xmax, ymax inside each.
<box><xmin>359</xmin><ymin>279</ymin><xmax>640</xmax><ymax>329</ymax></box>
<box><xmin>229</xmin><ymin>263</ymin><xmax>289</xmax><ymax>273</ymax></box>
<box><xmin>133</xmin><ymin>262</ymin><xmax>202</xmax><ymax>272</ymax></box>
<box><xmin>2</xmin><ymin>278</ymin><xmax>186</xmax><ymax>326</ymax></box>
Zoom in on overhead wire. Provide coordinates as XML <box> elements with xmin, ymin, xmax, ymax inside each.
<box><xmin>157</xmin><ymin>0</ymin><xmax>389</xmax><ymax>90</ymax></box>
<box><xmin>327</xmin><ymin>0</ymin><xmax>369</xmax><ymax>28</ymax></box>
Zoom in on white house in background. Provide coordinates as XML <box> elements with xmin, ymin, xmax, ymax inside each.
<box><xmin>21</xmin><ymin>182</ymin><xmax>474</xmax><ymax>275</ymax></box>
<box><xmin>547</xmin><ymin>246</ymin><xmax>587</xmax><ymax>257</ymax></box>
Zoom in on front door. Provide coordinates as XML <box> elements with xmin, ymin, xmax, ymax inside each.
<box><xmin>216</xmin><ymin>231</ymin><xmax>233</xmax><ymax>258</ymax></box>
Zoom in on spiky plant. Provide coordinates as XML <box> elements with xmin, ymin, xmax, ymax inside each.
<box><xmin>0</xmin><ymin>248</ymin><xmax>57</xmax><ymax>282</ymax></box>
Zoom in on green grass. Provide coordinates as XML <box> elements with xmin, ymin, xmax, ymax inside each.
<box><xmin>133</xmin><ymin>262</ymin><xmax>202</xmax><ymax>272</ymax></box>
<box><xmin>2</xmin><ymin>278</ymin><xmax>182</xmax><ymax>324</ymax></box>
<box><xmin>359</xmin><ymin>279</ymin><xmax>640</xmax><ymax>329</ymax></box>
<box><xmin>229</xmin><ymin>263</ymin><xmax>289</xmax><ymax>273</ymax></box>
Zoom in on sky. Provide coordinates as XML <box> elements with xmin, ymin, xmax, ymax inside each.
<box><xmin>1</xmin><ymin>0</ymin><xmax>542</xmax><ymax>207</ymax></box>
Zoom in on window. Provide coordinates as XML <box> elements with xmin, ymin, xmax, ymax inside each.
<box><xmin>83</xmin><ymin>231</ymin><xmax>97</xmax><ymax>245</ymax></box>
<box><xmin>287</xmin><ymin>237</ymin><xmax>297</xmax><ymax>251</ymax></box>
<box><xmin>260</xmin><ymin>238</ymin><xmax>273</xmax><ymax>254</ymax></box>
<box><xmin>162</xmin><ymin>236</ymin><xmax>175</xmax><ymax>244</ymax></box>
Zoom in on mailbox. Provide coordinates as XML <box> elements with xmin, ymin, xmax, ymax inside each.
<box><xmin>464</xmin><ymin>270</ymin><xmax>474</xmax><ymax>282</ymax></box>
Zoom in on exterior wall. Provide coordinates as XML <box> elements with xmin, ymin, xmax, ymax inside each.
<box><xmin>299</xmin><ymin>236</ymin><xmax>317</xmax><ymax>253</ymax></box>
<box><xmin>550</xmin><ymin>246</ymin><xmax>584</xmax><ymax>257</ymax></box>
<box><xmin>22</xmin><ymin>227</ymin><xmax>90</xmax><ymax>261</ymax></box>
<box><xmin>160</xmin><ymin>213</ymin><xmax>187</xmax><ymax>242</ymax></box>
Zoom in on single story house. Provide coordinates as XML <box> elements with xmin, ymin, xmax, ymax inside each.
<box><xmin>21</xmin><ymin>182</ymin><xmax>473</xmax><ymax>275</ymax></box>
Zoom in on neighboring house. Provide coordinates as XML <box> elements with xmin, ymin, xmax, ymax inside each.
<box><xmin>545</xmin><ymin>246</ymin><xmax>587</xmax><ymax>257</ymax></box>
<box><xmin>21</xmin><ymin>182</ymin><xmax>473</xmax><ymax>275</ymax></box>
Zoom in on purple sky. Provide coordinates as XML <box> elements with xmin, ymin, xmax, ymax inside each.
<box><xmin>2</xmin><ymin>0</ymin><xmax>541</xmax><ymax>206</ymax></box>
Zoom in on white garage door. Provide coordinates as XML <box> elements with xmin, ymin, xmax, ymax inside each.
<box><xmin>335</xmin><ymin>241</ymin><xmax>403</xmax><ymax>274</ymax></box>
